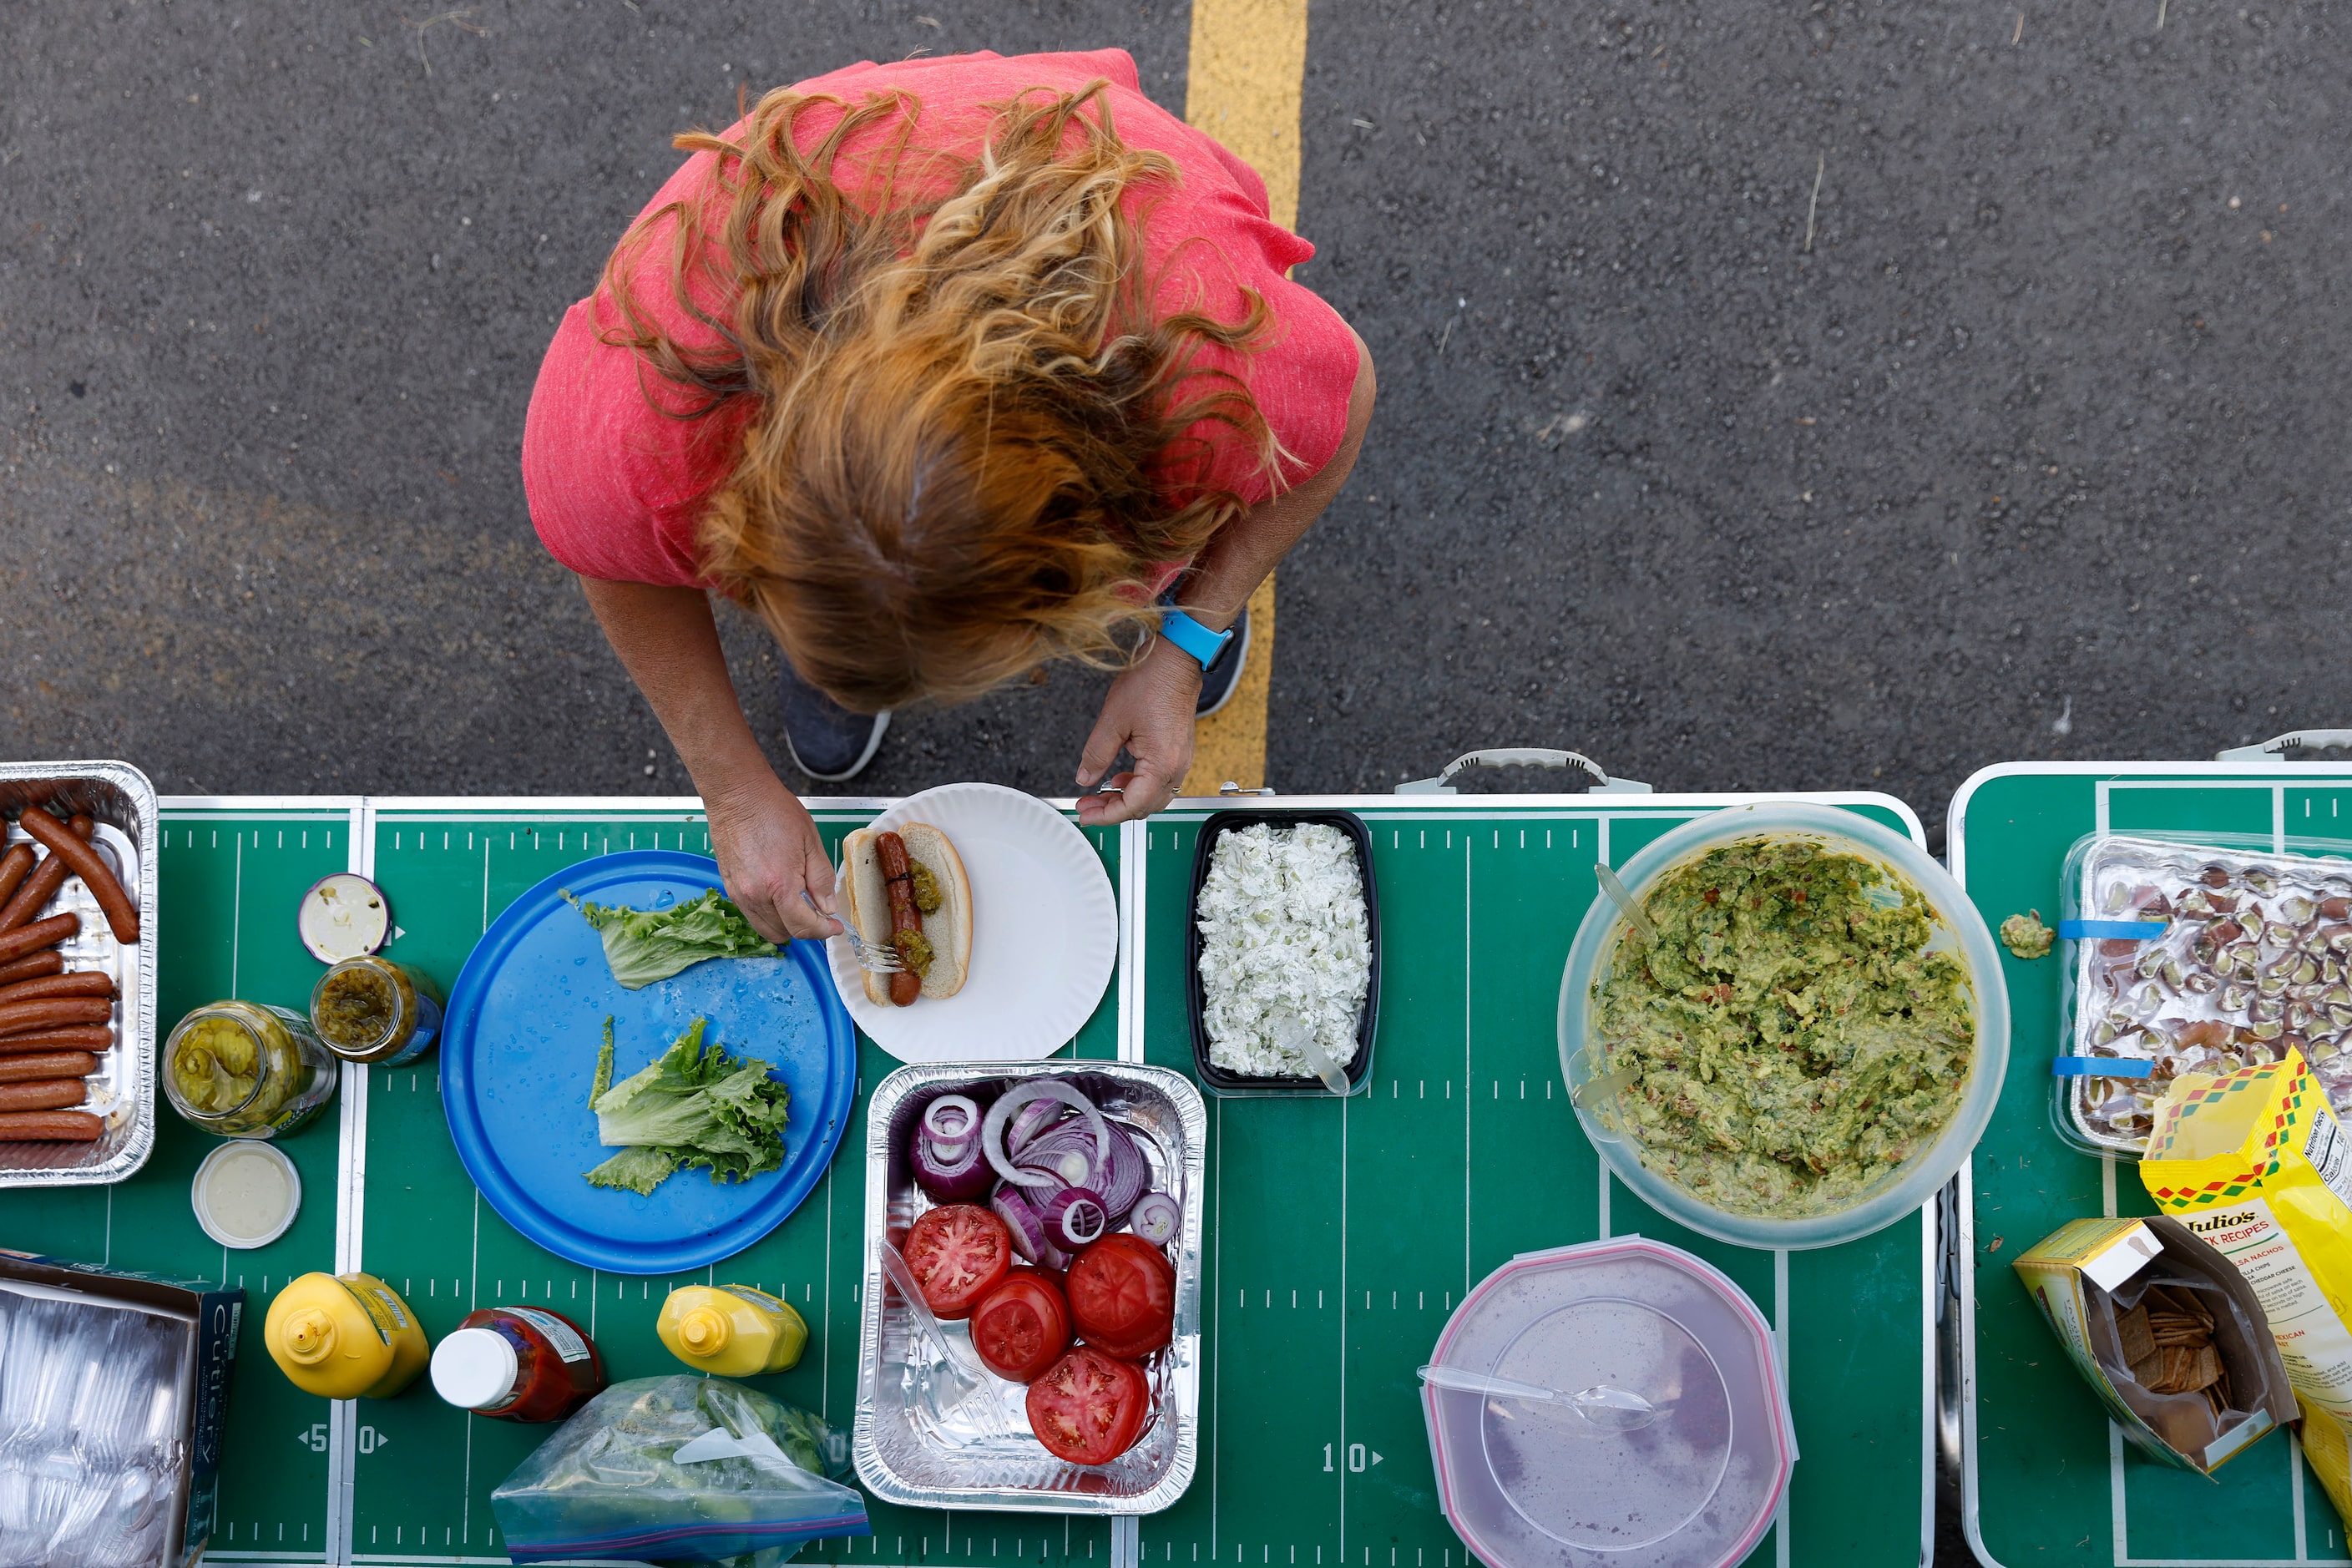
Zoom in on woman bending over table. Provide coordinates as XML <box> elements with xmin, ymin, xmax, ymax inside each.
<box><xmin>522</xmin><ymin>49</ymin><xmax>1374</xmax><ymax>942</ymax></box>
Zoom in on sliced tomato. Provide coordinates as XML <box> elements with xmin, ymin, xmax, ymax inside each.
<box><xmin>903</xmin><ymin>1204</ymin><xmax>1012</xmax><ymax>1320</ymax></box>
<box><xmin>1025</xmin><ymin>1347</ymin><xmax>1151</xmax><ymax>1464</ymax></box>
<box><xmin>1066</xmin><ymin>1233</ymin><xmax>1176</xmax><ymax>1359</ymax></box>
<box><xmin>972</xmin><ymin>1272</ymin><xmax>1072</xmax><ymax>1383</ymax></box>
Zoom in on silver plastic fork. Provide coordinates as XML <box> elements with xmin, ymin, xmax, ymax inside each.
<box><xmin>802</xmin><ymin>889</ymin><xmax>902</xmax><ymax>973</ymax></box>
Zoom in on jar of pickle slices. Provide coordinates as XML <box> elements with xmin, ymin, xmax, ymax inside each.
<box><xmin>310</xmin><ymin>956</ymin><xmax>443</xmax><ymax>1067</ymax></box>
<box><xmin>163</xmin><ymin>1001</ymin><xmax>337</xmax><ymax>1138</ymax></box>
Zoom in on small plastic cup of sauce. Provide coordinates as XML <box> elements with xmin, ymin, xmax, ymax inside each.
<box><xmin>162</xmin><ymin>1001</ymin><xmax>339</xmax><ymax>1139</ymax></box>
<box><xmin>310</xmin><ymin>955</ymin><xmax>443</xmax><ymax>1067</ymax></box>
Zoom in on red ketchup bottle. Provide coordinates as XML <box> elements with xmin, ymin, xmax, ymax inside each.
<box><xmin>427</xmin><ymin>1306</ymin><xmax>605</xmax><ymax>1423</ymax></box>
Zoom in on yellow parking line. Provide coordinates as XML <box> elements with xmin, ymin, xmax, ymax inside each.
<box><xmin>1181</xmin><ymin>0</ymin><xmax>1309</xmax><ymax>795</ymax></box>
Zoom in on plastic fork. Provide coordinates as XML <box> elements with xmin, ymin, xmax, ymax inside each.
<box><xmin>802</xmin><ymin>889</ymin><xmax>901</xmax><ymax>973</ymax></box>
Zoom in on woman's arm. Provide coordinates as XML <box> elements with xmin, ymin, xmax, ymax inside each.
<box><xmin>578</xmin><ymin>576</ymin><xmax>842</xmax><ymax>943</ymax></box>
<box><xmin>1075</xmin><ymin>326</ymin><xmax>1378</xmax><ymax>825</ymax></box>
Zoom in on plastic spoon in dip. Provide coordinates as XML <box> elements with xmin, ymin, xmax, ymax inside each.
<box><xmin>1268</xmin><ymin>1008</ymin><xmax>1351</xmax><ymax>1097</ymax></box>
<box><xmin>1416</xmin><ymin>1363</ymin><xmax>1659</xmax><ymax>1433</ymax></box>
<box><xmin>1593</xmin><ymin>862</ymin><xmax>1659</xmax><ymax>947</ymax></box>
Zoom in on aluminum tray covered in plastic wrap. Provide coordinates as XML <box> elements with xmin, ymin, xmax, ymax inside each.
<box><xmin>0</xmin><ymin>761</ymin><xmax>159</xmax><ymax>1186</ymax></box>
<box><xmin>855</xmin><ymin>1060</ymin><xmax>1205</xmax><ymax>1514</ymax></box>
<box><xmin>2060</xmin><ymin>831</ymin><xmax>2352</xmax><ymax>1156</ymax></box>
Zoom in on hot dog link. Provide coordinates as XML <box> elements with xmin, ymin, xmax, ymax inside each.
<box><xmin>0</xmin><ymin>858</ymin><xmax>66</xmax><ymax>934</ymax></box>
<box><xmin>877</xmin><ymin>832</ymin><xmax>923</xmax><ymax>1007</ymax></box>
<box><xmin>0</xmin><ymin>1051</ymin><xmax>99</xmax><ymax>1085</ymax></box>
<box><xmin>0</xmin><ymin>995</ymin><xmax>111</xmax><ymax>1037</ymax></box>
<box><xmin>0</xmin><ymin>913</ymin><xmax>76</xmax><ymax>965</ymax></box>
<box><xmin>17</xmin><ymin>809</ymin><xmax>138</xmax><ymax>943</ymax></box>
<box><xmin>0</xmin><ymin>1110</ymin><xmax>103</xmax><ymax>1141</ymax></box>
<box><xmin>0</xmin><ymin>817</ymin><xmax>98</xmax><ymax>934</ymax></box>
<box><xmin>0</xmin><ymin>952</ymin><xmax>64</xmax><ymax>988</ymax></box>
<box><xmin>0</xmin><ymin>845</ymin><xmax>33</xmax><ymax>912</ymax></box>
<box><xmin>0</xmin><ymin>1027</ymin><xmax>113</xmax><ymax>1055</ymax></box>
<box><xmin>0</xmin><ymin>972</ymin><xmax>114</xmax><ymax>1007</ymax></box>
<box><xmin>0</xmin><ymin>1080</ymin><xmax>87</xmax><ymax>1113</ymax></box>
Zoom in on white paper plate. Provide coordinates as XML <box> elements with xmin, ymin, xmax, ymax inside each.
<box><xmin>828</xmin><ymin>782</ymin><xmax>1116</xmax><ymax>1062</ymax></box>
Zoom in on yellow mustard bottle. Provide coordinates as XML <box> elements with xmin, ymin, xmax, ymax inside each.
<box><xmin>657</xmin><ymin>1284</ymin><xmax>807</xmax><ymax>1376</ymax></box>
<box><xmin>265</xmin><ymin>1271</ymin><xmax>431</xmax><ymax>1399</ymax></box>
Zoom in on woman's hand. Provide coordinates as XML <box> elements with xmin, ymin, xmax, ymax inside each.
<box><xmin>1075</xmin><ymin>637</ymin><xmax>1202</xmax><ymax>827</ymax></box>
<box><xmin>574</xmin><ymin>578</ymin><xmax>842</xmax><ymax>944</ymax></box>
<box><xmin>706</xmin><ymin>766</ymin><xmax>845</xmax><ymax>943</ymax></box>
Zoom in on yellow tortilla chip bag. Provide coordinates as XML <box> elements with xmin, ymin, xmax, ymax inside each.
<box><xmin>2141</xmin><ymin>1046</ymin><xmax>2352</xmax><ymax>1529</ymax></box>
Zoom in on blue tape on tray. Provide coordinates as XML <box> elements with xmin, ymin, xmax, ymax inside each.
<box><xmin>2058</xmin><ymin>919</ymin><xmax>2172</xmax><ymax>941</ymax></box>
<box><xmin>2052</xmin><ymin>1055</ymin><xmax>2157</xmax><ymax>1078</ymax></box>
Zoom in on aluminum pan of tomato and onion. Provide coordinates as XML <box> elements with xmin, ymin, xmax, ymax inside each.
<box><xmin>853</xmin><ymin>1060</ymin><xmax>1206</xmax><ymax>1513</ymax></box>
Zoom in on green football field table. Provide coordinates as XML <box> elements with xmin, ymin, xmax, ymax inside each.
<box><xmin>2</xmin><ymin>787</ymin><xmax>1941</xmax><ymax>1568</ymax></box>
<box><xmin>1950</xmin><ymin>757</ymin><xmax>2352</xmax><ymax>1568</ymax></box>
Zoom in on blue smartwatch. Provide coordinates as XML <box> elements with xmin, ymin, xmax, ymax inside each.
<box><xmin>1156</xmin><ymin>594</ymin><xmax>1233</xmax><ymax>672</ymax></box>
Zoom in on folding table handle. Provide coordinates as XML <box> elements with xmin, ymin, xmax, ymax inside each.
<box><xmin>1395</xmin><ymin>748</ymin><xmax>1651</xmax><ymax>795</ymax></box>
<box><xmin>2215</xmin><ymin>729</ymin><xmax>2352</xmax><ymax>761</ymax></box>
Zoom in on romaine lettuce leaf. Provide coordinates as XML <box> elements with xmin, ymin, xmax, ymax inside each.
<box><xmin>584</xmin><ymin>1017</ymin><xmax>791</xmax><ymax>1196</ymax></box>
<box><xmin>564</xmin><ymin>887</ymin><xmax>780</xmax><ymax>989</ymax></box>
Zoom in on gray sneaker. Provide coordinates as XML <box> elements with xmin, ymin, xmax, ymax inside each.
<box><xmin>779</xmin><ymin>662</ymin><xmax>890</xmax><ymax>782</ymax></box>
<box><xmin>1196</xmin><ymin>605</ymin><xmax>1251</xmax><ymax>719</ymax></box>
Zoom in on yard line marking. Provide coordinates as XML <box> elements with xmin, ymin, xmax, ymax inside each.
<box><xmin>230</xmin><ymin>832</ymin><xmax>243</xmax><ymax>995</ymax></box>
<box><xmin>1214</xmin><ymin>1095</ymin><xmax>1225</xmax><ymax>1555</ymax></box>
<box><xmin>1339</xmin><ymin>1078</ymin><xmax>1350</xmax><ymax>1558</ymax></box>
<box><xmin>1181</xmin><ymin>0</ymin><xmax>1308</xmax><ymax>794</ymax></box>
<box><xmin>1774</xmin><ymin>1249</ymin><xmax>1791</xmax><ymax>1568</ymax></box>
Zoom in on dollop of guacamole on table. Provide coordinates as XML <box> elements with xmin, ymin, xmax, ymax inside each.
<box><xmin>1998</xmin><ymin>909</ymin><xmax>2054</xmax><ymax>961</ymax></box>
<box><xmin>1591</xmin><ymin>839</ymin><xmax>1974</xmax><ymax>1217</ymax></box>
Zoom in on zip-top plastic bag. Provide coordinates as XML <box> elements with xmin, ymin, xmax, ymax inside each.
<box><xmin>492</xmin><ymin>1375</ymin><xmax>868</xmax><ymax>1566</ymax></box>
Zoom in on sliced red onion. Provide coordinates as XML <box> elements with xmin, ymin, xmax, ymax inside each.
<box><xmin>1005</xmin><ymin>1098</ymin><xmax>1070</xmax><ymax>1156</ymax></box>
<box><xmin>1043</xmin><ymin>1186</ymin><xmax>1109</xmax><ymax>1247</ymax></box>
<box><xmin>1037</xmin><ymin>1235</ymin><xmax>1072</xmax><ymax>1272</ymax></box>
<box><xmin>1025</xmin><ymin>1123</ymin><xmax>1147</xmax><ymax>1220</ymax></box>
<box><xmin>1129</xmin><ymin>1191</ymin><xmax>1179</xmax><ymax>1245</ymax></box>
<box><xmin>911</xmin><ymin>1130</ymin><xmax>992</xmax><ymax>1202</ymax></box>
<box><xmin>1021</xmin><ymin>1136</ymin><xmax>1096</xmax><ymax>1188</ymax></box>
<box><xmin>993</xmin><ymin>1185</ymin><xmax>1050</xmax><ymax>1262</ymax></box>
<box><xmin>923</xmin><ymin>1094</ymin><xmax>980</xmax><ymax>1146</ymax></box>
<box><xmin>1016</xmin><ymin>1163</ymin><xmax>1067</xmax><ymax>1193</ymax></box>
<box><xmin>981</xmin><ymin>1080</ymin><xmax>1107</xmax><ymax>1193</ymax></box>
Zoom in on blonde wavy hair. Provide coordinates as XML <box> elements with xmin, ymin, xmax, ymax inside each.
<box><xmin>599</xmin><ymin>79</ymin><xmax>1278</xmax><ymax>711</ymax></box>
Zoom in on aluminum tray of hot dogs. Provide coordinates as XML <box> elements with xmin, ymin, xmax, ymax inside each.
<box><xmin>0</xmin><ymin>761</ymin><xmax>159</xmax><ymax>1186</ymax></box>
<box><xmin>853</xmin><ymin>1060</ymin><xmax>1206</xmax><ymax>1514</ymax></box>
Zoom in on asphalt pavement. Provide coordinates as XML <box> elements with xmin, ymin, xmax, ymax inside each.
<box><xmin>8</xmin><ymin>6</ymin><xmax>2348</xmax><ymax>1560</ymax></box>
<box><xmin>7</xmin><ymin>3</ymin><xmax>2349</xmax><ymax>827</ymax></box>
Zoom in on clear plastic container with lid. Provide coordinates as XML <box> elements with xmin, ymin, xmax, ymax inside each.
<box><xmin>1420</xmin><ymin>1237</ymin><xmax>1797</xmax><ymax>1568</ymax></box>
<box><xmin>431</xmin><ymin>1306</ymin><xmax>605</xmax><ymax>1423</ymax></box>
<box><xmin>162</xmin><ymin>1000</ymin><xmax>338</xmax><ymax>1138</ymax></box>
<box><xmin>309</xmin><ymin>954</ymin><xmax>443</xmax><ymax>1066</ymax></box>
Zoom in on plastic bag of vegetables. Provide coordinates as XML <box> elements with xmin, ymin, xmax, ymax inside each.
<box><xmin>491</xmin><ymin>1375</ymin><xmax>868</xmax><ymax>1566</ymax></box>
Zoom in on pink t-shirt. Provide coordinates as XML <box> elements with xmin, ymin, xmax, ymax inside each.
<box><xmin>522</xmin><ymin>48</ymin><xmax>1358</xmax><ymax>589</ymax></box>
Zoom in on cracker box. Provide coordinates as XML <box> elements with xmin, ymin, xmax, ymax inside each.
<box><xmin>2013</xmin><ymin>1215</ymin><xmax>2294</xmax><ymax>1474</ymax></box>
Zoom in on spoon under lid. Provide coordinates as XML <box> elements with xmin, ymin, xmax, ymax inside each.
<box><xmin>1416</xmin><ymin>1363</ymin><xmax>1660</xmax><ymax>1433</ymax></box>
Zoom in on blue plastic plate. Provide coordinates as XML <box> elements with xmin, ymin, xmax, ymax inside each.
<box><xmin>441</xmin><ymin>849</ymin><xmax>856</xmax><ymax>1275</ymax></box>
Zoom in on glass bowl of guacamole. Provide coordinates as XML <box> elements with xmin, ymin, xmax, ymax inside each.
<box><xmin>1559</xmin><ymin>802</ymin><xmax>2008</xmax><ymax>1250</ymax></box>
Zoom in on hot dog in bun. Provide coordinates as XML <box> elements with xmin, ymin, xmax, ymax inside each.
<box><xmin>842</xmin><ymin>823</ymin><xmax>972</xmax><ymax>1006</ymax></box>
